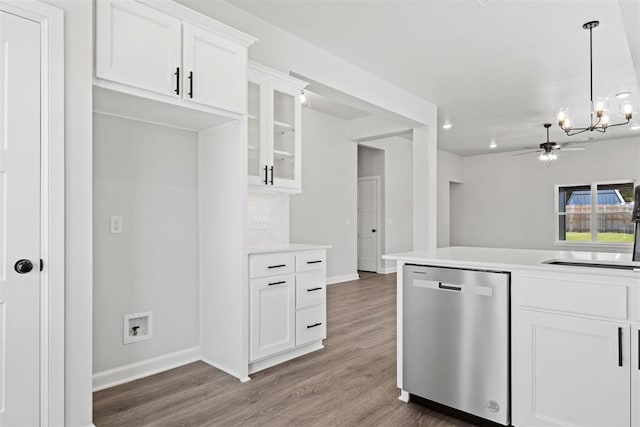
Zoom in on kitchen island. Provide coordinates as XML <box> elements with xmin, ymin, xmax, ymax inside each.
<box><xmin>383</xmin><ymin>246</ymin><xmax>640</xmax><ymax>427</ymax></box>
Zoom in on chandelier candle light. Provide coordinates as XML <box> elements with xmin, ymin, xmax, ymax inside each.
<box><xmin>557</xmin><ymin>20</ymin><xmax>633</xmax><ymax>136</ymax></box>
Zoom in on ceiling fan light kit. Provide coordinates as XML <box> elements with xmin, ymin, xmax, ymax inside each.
<box><xmin>556</xmin><ymin>20</ymin><xmax>633</xmax><ymax>136</ymax></box>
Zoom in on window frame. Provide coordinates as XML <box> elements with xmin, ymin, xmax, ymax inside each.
<box><xmin>554</xmin><ymin>180</ymin><xmax>635</xmax><ymax>249</ymax></box>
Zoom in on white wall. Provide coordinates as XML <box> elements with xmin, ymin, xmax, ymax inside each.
<box><xmin>437</xmin><ymin>149</ymin><xmax>464</xmax><ymax>248</ymax></box>
<box><xmin>360</xmin><ymin>137</ymin><xmax>413</xmax><ymax>270</ymax></box>
<box><xmin>93</xmin><ymin>114</ymin><xmax>200</xmax><ymax>373</ymax></box>
<box><xmin>39</xmin><ymin>0</ymin><xmax>93</xmax><ymax>424</ymax></box>
<box><xmin>290</xmin><ymin>109</ymin><xmax>357</xmax><ymax>282</ymax></box>
<box><xmin>450</xmin><ymin>136</ymin><xmax>640</xmax><ymax>251</ymax></box>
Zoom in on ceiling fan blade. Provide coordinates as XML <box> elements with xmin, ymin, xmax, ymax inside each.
<box><xmin>560</xmin><ymin>147</ymin><xmax>586</xmax><ymax>151</ymax></box>
<box><xmin>512</xmin><ymin>150</ymin><xmax>541</xmax><ymax>156</ymax></box>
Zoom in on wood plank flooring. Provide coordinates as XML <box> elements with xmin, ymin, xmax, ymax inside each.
<box><xmin>93</xmin><ymin>273</ymin><xmax>474</xmax><ymax>426</ymax></box>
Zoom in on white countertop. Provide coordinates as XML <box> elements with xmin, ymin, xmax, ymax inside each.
<box><xmin>248</xmin><ymin>243</ymin><xmax>331</xmax><ymax>255</ymax></box>
<box><xmin>383</xmin><ymin>246</ymin><xmax>640</xmax><ymax>277</ymax></box>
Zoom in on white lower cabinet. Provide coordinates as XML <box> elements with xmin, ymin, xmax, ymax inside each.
<box><xmin>249</xmin><ymin>248</ymin><xmax>327</xmax><ymax>372</ymax></box>
<box><xmin>249</xmin><ymin>274</ymin><xmax>295</xmax><ymax>361</ymax></box>
<box><xmin>513</xmin><ymin>271</ymin><xmax>638</xmax><ymax>427</ymax></box>
<box><xmin>515</xmin><ymin>310</ymin><xmax>630</xmax><ymax>427</ymax></box>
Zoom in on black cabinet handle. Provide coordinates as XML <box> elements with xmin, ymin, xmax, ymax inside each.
<box><xmin>307</xmin><ymin>322</ymin><xmax>322</xmax><ymax>329</ymax></box>
<box><xmin>188</xmin><ymin>71</ymin><xmax>193</xmax><ymax>98</ymax></box>
<box><xmin>307</xmin><ymin>287</ymin><xmax>322</xmax><ymax>292</ymax></box>
<box><xmin>638</xmin><ymin>330</ymin><xmax>639</xmax><ymax>371</ymax></box>
<box><xmin>174</xmin><ymin>67</ymin><xmax>180</xmax><ymax>95</ymax></box>
<box><xmin>268</xmin><ymin>280</ymin><xmax>286</xmax><ymax>286</ymax></box>
<box><xmin>307</xmin><ymin>260</ymin><xmax>322</xmax><ymax>264</ymax></box>
<box><xmin>618</xmin><ymin>327</ymin><xmax>623</xmax><ymax>367</ymax></box>
<box><xmin>263</xmin><ymin>165</ymin><xmax>268</xmax><ymax>185</ymax></box>
<box><xmin>269</xmin><ymin>166</ymin><xmax>274</xmax><ymax>185</ymax></box>
<box><xmin>267</xmin><ymin>264</ymin><xmax>286</xmax><ymax>269</ymax></box>
<box><xmin>438</xmin><ymin>282</ymin><xmax>462</xmax><ymax>291</ymax></box>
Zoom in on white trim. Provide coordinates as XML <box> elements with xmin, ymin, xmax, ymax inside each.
<box><xmin>326</xmin><ymin>273</ymin><xmax>360</xmax><ymax>285</ymax></box>
<box><xmin>398</xmin><ymin>389</ymin><xmax>409</xmax><ymax>402</ymax></box>
<box><xmin>248</xmin><ymin>341</ymin><xmax>323</xmax><ymax>374</ymax></box>
<box><xmin>378</xmin><ymin>266</ymin><xmax>397</xmax><ymax>274</ymax></box>
<box><xmin>92</xmin><ymin>347</ymin><xmax>201</xmax><ymax>392</ymax></box>
<box><xmin>200</xmin><ymin>356</ymin><xmax>251</xmax><ymax>383</ymax></box>
<box><xmin>0</xmin><ymin>2</ymin><xmax>64</xmax><ymax>424</ymax></box>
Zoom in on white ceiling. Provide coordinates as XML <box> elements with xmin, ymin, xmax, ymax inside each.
<box><xmin>229</xmin><ymin>0</ymin><xmax>640</xmax><ymax>156</ymax></box>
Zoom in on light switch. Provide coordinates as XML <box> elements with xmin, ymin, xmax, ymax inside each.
<box><xmin>110</xmin><ymin>216</ymin><xmax>123</xmax><ymax>234</ymax></box>
<box><xmin>252</xmin><ymin>216</ymin><xmax>268</xmax><ymax>230</ymax></box>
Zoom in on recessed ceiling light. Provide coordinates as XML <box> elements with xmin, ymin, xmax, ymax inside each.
<box><xmin>489</xmin><ymin>140</ymin><xmax>497</xmax><ymax>149</ymax></box>
<box><xmin>442</xmin><ymin>121</ymin><xmax>452</xmax><ymax>130</ymax></box>
<box><xmin>615</xmin><ymin>91</ymin><xmax>631</xmax><ymax>99</ymax></box>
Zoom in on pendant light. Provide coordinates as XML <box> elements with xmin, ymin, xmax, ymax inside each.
<box><xmin>556</xmin><ymin>21</ymin><xmax>634</xmax><ymax>136</ymax></box>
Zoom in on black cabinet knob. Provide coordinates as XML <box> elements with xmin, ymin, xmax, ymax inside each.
<box><xmin>14</xmin><ymin>259</ymin><xmax>34</xmax><ymax>274</ymax></box>
<box><xmin>372</xmin><ymin>229</ymin><xmax>376</xmax><ymax>233</ymax></box>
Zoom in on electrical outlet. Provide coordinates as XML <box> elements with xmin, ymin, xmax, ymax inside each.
<box><xmin>252</xmin><ymin>216</ymin><xmax>268</xmax><ymax>230</ymax></box>
<box><xmin>110</xmin><ymin>216</ymin><xmax>123</xmax><ymax>234</ymax></box>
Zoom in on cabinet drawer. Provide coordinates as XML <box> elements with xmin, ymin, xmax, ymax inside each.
<box><xmin>296</xmin><ymin>250</ymin><xmax>326</xmax><ymax>272</ymax></box>
<box><xmin>296</xmin><ymin>305</ymin><xmax>326</xmax><ymax>346</ymax></box>
<box><xmin>296</xmin><ymin>272</ymin><xmax>326</xmax><ymax>309</ymax></box>
<box><xmin>519</xmin><ymin>274</ymin><xmax>628</xmax><ymax>320</ymax></box>
<box><xmin>250</xmin><ymin>253</ymin><xmax>295</xmax><ymax>278</ymax></box>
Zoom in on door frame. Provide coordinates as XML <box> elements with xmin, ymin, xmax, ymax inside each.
<box><xmin>0</xmin><ymin>1</ymin><xmax>64</xmax><ymax>424</ymax></box>
<box><xmin>357</xmin><ymin>175</ymin><xmax>382</xmax><ymax>273</ymax></box>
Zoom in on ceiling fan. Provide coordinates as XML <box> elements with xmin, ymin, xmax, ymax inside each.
<box><xmin>514</xmin><ymin>123</ymin><xmax>585</xmax><ymax>163</ymax></box>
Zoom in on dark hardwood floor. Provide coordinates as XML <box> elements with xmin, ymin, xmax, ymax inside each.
<box><xmin>93</xmin><ymin>273</ymin><xmax>473</xmax><ymax>426</ymax></box>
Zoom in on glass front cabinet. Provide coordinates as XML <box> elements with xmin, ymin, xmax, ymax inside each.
<box><xmin>248</xmin><ymin>62</ymin><xmax>307</xmax><ymax>192</ymax></box>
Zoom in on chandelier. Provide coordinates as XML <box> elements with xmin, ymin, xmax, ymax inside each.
<box><xmin>556</xmin><ymin>20</ymin><xmax>634</xmax><ymax>136</ymax></box>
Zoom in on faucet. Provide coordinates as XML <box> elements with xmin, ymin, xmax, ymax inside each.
<box><xmin>633</xmin><ymin>186</ymin><xmax>640</xmax><ymax>261</ymax></box>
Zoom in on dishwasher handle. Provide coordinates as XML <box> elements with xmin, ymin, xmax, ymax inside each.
<box><xmin>438</xmin><ymin>282</ymin><xmax>462</xmax><ymax>291</ymax></box>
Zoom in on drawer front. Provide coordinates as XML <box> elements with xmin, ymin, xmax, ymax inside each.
<box><xmin>296</xmin><ymin>305</ymin><xmax>326</xmax><ymax>346</ymax></box>
<box><xmin>518</xmin><ymin>274</ymin><xmax>628</xmax><ymax>320</ymax></box>
<box><xmin>250</xmin><ymin>253</ymin><xmax>295</xmax><ymax>278</ymax></box>
<box><xmin>296</xmin><ymin>250</ymin><xmax>326</xmax><ymax>272</ymax></box>
<box><xmin>296</xmin><ymin>272</ymin><xmax>326</xmax><ymax>309</ymax></box>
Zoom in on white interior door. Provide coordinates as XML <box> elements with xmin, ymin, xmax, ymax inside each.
<box><xmin>358</xmin><ymin>177</ymin><xmax>378</xmax><ymax>272</ymax></box>
<box><xmin>0</xmin><ymin>10</ymin><xmax>41</xmax><ymax>426</ymax></box>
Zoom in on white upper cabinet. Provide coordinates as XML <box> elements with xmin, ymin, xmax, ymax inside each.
<box><xmin>182</xmin><ymin>23</ymin><xmax>246</xmax><ymax>113</ymax></box>
<box><xmin>248</xmin><ymin>62</ymin><xmax>307</xmax><ymax>193</ymax></box>
<box><xmin>96</xmin><ymin>0</ymin><xmax>181</xmax><ymax>97</ymax></box>
<box><xmin>96</xmin><ymin>0</ymin><xmax>254</xmax><ymax>115</ymax></box>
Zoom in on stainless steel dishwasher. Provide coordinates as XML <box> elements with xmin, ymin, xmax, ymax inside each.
<box><xmin>403</xmin><ymin>264</ymin><xmax>510</xmax><ymax>425</ymax></box>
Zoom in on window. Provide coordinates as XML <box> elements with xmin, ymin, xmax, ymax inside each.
<box><xmin>557</xmin><ymin>182</ymin><xmax>634</xmax><ymax>244</ymax></box>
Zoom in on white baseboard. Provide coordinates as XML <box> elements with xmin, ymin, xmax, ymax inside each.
<box><xmin>249</xmin><ymin>341</ymin><xmax>323</xmax><ymax>374</ymax></box>
<box><xmin>326</xmin><ymin>273</ymin><xmax>360</xmax><ymax>285</ymax></box>
<box><xmin>200</xmin><ymin>357</ymin><xmax>250</xmax><ymax>383</ymax></box>
<box><xmin>92</xmin><ymin>346</ymin><xmax>201</xmax><ymax>392</ymax></box>
<box><xmin>378</xmin><ymin>266</ymin><xmax>397</xmax><ymax>274</ymax></box>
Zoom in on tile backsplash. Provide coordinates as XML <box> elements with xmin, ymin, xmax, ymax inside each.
<box><xmin>247</xmin><ymin>193</ymin><xmax>289</xmax><ymax>246</ymax></box>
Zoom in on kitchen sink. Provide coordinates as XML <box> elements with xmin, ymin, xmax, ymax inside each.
<box><xmin>543</xmin><ymin>260</ymin><xmax>640</xmax><ymax>271</ymax></box>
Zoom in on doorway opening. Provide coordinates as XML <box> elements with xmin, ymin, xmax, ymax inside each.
<box><xmin>357</xmin><ymin>146</ymin><xmax>384</xmax><ymax>273</ymax></box>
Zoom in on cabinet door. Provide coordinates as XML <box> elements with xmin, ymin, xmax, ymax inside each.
<box><xmin>183</xmin><ymin>23</ymin><xmax>246</xmax><ymax>113</ymax></box>
<box><xmin>250</xmin><ymin>274</ymin><xmax>295</xmax><ymax>361</ymax></box>
<box><xmin>633</xmin><ymin>325</ymin><xmax>640</xmax><ymax>427</ymax></box>
<box><xmin>514</xmin><ymin>311</ymin><xmax>630</xmax><ymax>427</ymax></box>
<box><xmin>96</xmin><ymin>0</ymin><xmax>181</xmax><ymax>97</ymax></box>
<box><xmin>269</xmin><ymin>82</ymin><xmax>302</xmax><ymax>190</ymax></box>
<box><xmin>247</xmin><ymin>77</ymin><xmax>269</xmax><ymax>186</ymax></box>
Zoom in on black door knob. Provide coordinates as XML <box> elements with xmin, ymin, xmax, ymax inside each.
<box><xmin>372</xmin><ymin>229</ymin><xmax>376</xmax><ymax>233</ymax></box>
<box><xmin>14</xmin><ymin>259</ymin><xmax>34</xmax><ymax>274</ymax></box>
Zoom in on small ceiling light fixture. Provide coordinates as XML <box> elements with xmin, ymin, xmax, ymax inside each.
<box><xmin>556</xmin><ymin>21</ymin><xmax>633</xmax><ymax>136</ymax></box>
<box><xmin>616</xmin><ymin>91</ymin><xmax>631</xmax><ymax>99</ymax></box>
<box><xmin>300</xmin><ymin>89</ymin><xmax>311</xmax><ymax>108</ymax></box>
<box><xmin>442</xmin><ymin>121</ymin><xmax>453</xmax><ymax>130</ymax></box>
<box><xmin>489</xmin><ymin>140</ymin><xmax>497</xmax><ymax>149</ymax></box>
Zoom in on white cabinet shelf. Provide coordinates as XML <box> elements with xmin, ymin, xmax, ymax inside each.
<box><xmin>247</xmin><ymin>61</ymin><xmax>307</xmax><ymax>193</ymax></box>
